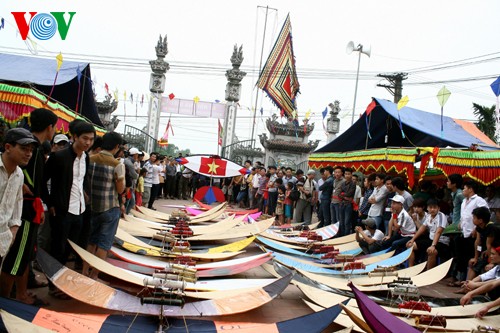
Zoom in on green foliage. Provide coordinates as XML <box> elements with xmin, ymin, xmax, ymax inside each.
<box><xmin>472</xmin><ymin>103</ymin><xmax>498</xmax><ymax>144</ymax></box>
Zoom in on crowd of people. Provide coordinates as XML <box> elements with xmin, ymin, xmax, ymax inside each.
<box><xmin>0</xmin><ymin>108</ymin><xmax>499</xmax><ymax>313</ymax></box>
<box><xmin>0</xmin><ymin>108</ymin><xmax>133</xmax><ymax>305</ymax></box>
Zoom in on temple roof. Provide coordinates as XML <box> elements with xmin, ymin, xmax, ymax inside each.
<box><xmin>265</xmin><ymin>114</ymin><xmax>314</xmax><ymax>138</ymax></box>
<box><xmin>259</xmin><ymin>135</ymin><xmax>320</xmax><ymax>153</ymax></box>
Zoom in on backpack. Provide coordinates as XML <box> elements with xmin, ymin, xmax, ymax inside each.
<box><xmin>289</xmin><ymin>186</ymin><xmax>300</xmax><ymax>202</ymax></box>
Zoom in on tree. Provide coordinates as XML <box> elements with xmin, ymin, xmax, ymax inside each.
<box><xmin>472</xmin><ymin>103</ymin><xmax>497</xmax><ymax>144</ymax></box>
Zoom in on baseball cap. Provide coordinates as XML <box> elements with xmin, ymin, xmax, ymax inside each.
<box><xmin>362</xmin><ymin>218</ymin><xmax>376</xmax><ymax>229</ymax></box>
<box><xmin>53</xmin><ymin>134</ymin><xmax>69</xmax><ymax>144</ymax></box>
<box><xmin>296</xmin><ymin>181</ymin><xmax>304</xmax><ymax>186</ymax></box>
<box><xmin>4</xmin><ymin>128</ymin><xmax>38</xmax><ymax>146</ymax></box>
<box><xmin>129</xmin><ymin>147</ymin><xmax>140</xmax><ymax>155</ymax></box>
<box><xmin>389</xmin><ymin>194</ymin><xmax>405</xmax><ymax>204</ymax></box>
<box><xmin>307</xmin><ymin>169</ymin><xmax>316</xmax><ymax>175</ymax></box>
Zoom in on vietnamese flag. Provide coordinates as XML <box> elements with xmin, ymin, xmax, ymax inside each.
<box><xmin>199</xmin><ymin>157</ymin><xmax>227</xmax><ymax>176</ymax></box>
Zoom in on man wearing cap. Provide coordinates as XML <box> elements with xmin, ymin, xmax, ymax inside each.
<box><xmin>124</xmin><ymin>148</ymin><xmax>140</xmax><ymax>214</ymax></box>
<box><xmin>381</xmin><ymin>194</ymin><xmax>416</xmax><ymax>253</ymax></box>
<box><xmin>294</xmin><ymin>169</ymin><xmax>318</xmax><ymax>225</ymax></box>
<box><xmin>0</xmin><ymin>128</ymin><xmax>37</xmax><ymax>261</ymax></box>
<box><xmin>43</xmin><ymin>120</ymin><xmax>95</xmax><ymax>297</ymax></box>
<box><xmin>355</xmin><ymin>218</ymin><xmax>384</xmax><ymax>254</ymax></box>
<box><xmin>51</xmin><ymin>134</ymin><xmax>69</xmax><ymax>152</ymax></box>
<box><xmin>1</xmin><ymin>108</ymin><xmax>57</xmax><ymax>306</ymax></box>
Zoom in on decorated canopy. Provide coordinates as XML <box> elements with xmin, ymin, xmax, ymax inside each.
<box><xmin>0</xmin><ymin>53</ymin><xmax>104</xmax><ymax>128</ymax></box>
<box><xmin>315</xmin><ymin>97</ymin><xmax>499</xmax><ymax>153</ymax></box>
<box><xmin>309</xmin><ymin>147</ymin><xmax>500</xmax><ymax>187</ymax></box>
<box><xmin>0</xmin><ymin>83</ymin><xmax>106</xmax><ymax>136</ymax></box>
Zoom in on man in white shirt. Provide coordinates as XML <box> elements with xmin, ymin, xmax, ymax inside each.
<box><xmin>456</xmin><ymin>180</ymin><xmax>488</xmax><ymax>282</ymax></box>
<box><xmin>407</xmin><ymin>199</ymin><xmax>450</xmax><ymax>269</ymax></box>
<box><xmin>367</xmin><ymin>173</ymin><xmax>389</xmax><ymax>230</ymax></box>
<box><xmin>44</xmin><ymin>121</ymin><xmax>95</xmax><ymax>266</ymax></box>
<box><xmin>250</xmin><ymin>167</ymin><xmax>262</xmax><ymax>209</ymax></box>
<box><xmin>0</xmin><ymin>128</ymin><xmax>37</xmax><ymax>258</ymax></box>
<box><xmin>355</xmin><ymin>218</ymin><xmax>384</xmax><ymax>254</ymax></box>
<box><xmin>382</xmin><ymin>194</ymin><xmax>416</xmax><ymax>253</ymax></box>
<box><xmin>142</xmin><ymin>153</ymin><xmax>158</xmax><ymax>206</ymax></box>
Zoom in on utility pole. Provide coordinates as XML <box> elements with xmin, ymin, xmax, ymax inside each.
<box><xmin>377</xmin><ymin>72</ymin><xmax>408</xmax><ymax>103</ymax></box>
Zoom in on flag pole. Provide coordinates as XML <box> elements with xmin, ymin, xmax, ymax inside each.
<box><xmin>251</xmin><ymin>6</ymin><xmax>277</xmax><ymax>148</ymax></box>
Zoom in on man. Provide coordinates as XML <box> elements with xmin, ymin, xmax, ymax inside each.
<box><xmin>381</xmin><ymin>176</ymin><xmax>395</xmax><ymax>235</ymax></box>
<box><xmin>0</xmin><ymin>128</ymin><xmax>37</xmax><ymax>259</ymax></box>
<box><xmin>142</xmin><ymin>152</ymin><xmax>158</xmax><ymax>206</ymax></box>
<box><xmin>338</xmin><ymin>167</ymin><xmax>356</xmax><ymax>236</ymax></box>
<box><xmin>43</xmin><ymin>121</ymin><xmax>95</xmax><ymax>298</ymax></box>
<box><xmin>407</xmin><ymin>199</ymin><xmax>449</xmax><ymax>269</ymax></box>
<box><xmin>243</xmin><ymin>167</ymin><xmax>255</xmax><ymax>208</ymax></box>
<box><xmin>294</xmin><ymin>169</ymin><xmax>318</xmax><ymax>225</ymax></box>
<box><xmin>51</xmin><ymin>134</ymin><xmax>69</xmax><ymax>152</ymax></box>
<box><xmin>178</xmin><ymin>164</ymin><xmax>193</xmax><ymax>200</ymax></box>
<box><xmin>250</xmin><ymin>167</ymin><xmax>261</xmax><ymax>209</ymax></box>
<box><xmin>382</xmin><ymin>194</ymin><xmax>416</xmax><ymax>253</ymax></box>
<box><xmin>318</xmin><ymin>166</ymin><xmax>334</xmax><ymax>228</ymax></box>
<box><xmin>317</xmin><ymin>168</ymin><xmax>326</xmax><ymax>225</ymax></box>
<box><xmin>467</xmin><ymin>206</ymin><xmax>499</xmax><ymax>281</ymax></box>
<box><xmin>351</xmin><ymin>173</ymin><xmax>363</xmax><ymax>233</ymax></box>
<box><xmin>164</xmin><ymin>158</ymin><xmax>176</xmax><ymax>199</ymax></box>
<box><xmin>447</xmin><ymin>174</ymin><xmax>464</xmax><ymax>226</ymax></box>
<box><xmin>391</xmin><ymin>177</ymin><xmax>413</xmax><ymax>211</ymax></box>
<box><xmin>330</xmin><ymin>166</ymin><xmax>345</xmax><ymax>226</ymax></box>
<box><xmin>485</xmin><ymin>185</ymin><xmax>500</xmax><ymax>223</ymax></box>
<box><xmin>456</xmin><ymin>180</ymin><xmax>488</xmax><ymax>283</ymax></box>
<box><xmin>123</xmin><ymin>147</ymin><xmax>139</xmax><ymax>214</ymax></box>
<box><xmin>1</xmin><ymin>108</ymin><xmax>57</xmax><ymax>306</ymax></box>
<box><xmin>267</xmin><ymin>166</ymin><xmax>278</xmax><ymax>215</ymax></box>
<box><xmin>282</xmin><ymin>167</ymin><xmax>297</xmax><ymax>188</ymax></box>
<box><xmin>82</xmin><ymin>132</ymin><xmax>125</xmax><ymax>279</ymax></box>
<box><xmin>355</xmin><ymin>218</ymin><xmax>384</xmax><ymax>254</ymax></box>
<box><xmin>367</xmin><ymin>173</ymin><xmax>389</xmax><ymax>231</ymax></box>
<box><xmin>255</xmin><ymin>168</ymin><xmax>268</xmax><ymax>213</ymax></box>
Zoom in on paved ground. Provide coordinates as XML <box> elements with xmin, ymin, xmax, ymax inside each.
<box><xmin>27</xmin><ymin>198</ymin><xmax>470</xmax><ymax>332</ymax></box>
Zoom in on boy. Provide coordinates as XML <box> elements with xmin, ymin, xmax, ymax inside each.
<box><xmin>355</xmin><ymin>218</ymin><xmax>384</xmax><ymax>254</ymax></box>
<box><xmin>467</xmin><ymin>206</ymin><xmax>499</xmax><ymax>280</ymax></box>
<box><xmin>381</xmin><ymin>194</ymin><xmax>415</xmax><ymax>253</ymax></box>
<box><xmin>407</xmin><ymin>199</ymin><xmax>450</xmax><ymax>269</ymax></box>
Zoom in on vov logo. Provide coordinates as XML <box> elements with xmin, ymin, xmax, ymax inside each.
<box><xmin>11</xmin><ymin>12</ymin><xmax>76</xmax><ymax>40</ymax></box>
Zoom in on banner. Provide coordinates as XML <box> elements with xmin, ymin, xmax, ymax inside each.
<box><xmin>161</xmin><ymin>97</ymin><xmax>225</xmax><ymax>118</ymax></box>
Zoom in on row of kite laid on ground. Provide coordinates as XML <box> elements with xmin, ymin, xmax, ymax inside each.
<box><xmin>0</xmin><ymin>201</ymin><xmax>498</xmax><ymax>333</ymax></box>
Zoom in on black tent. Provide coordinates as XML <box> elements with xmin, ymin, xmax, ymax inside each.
<box><xmin>315</xmin><ymin>98</ymin><xmax>498</xmax><ymax>153</ymax></box>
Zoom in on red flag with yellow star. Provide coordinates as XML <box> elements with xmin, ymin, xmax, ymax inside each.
<box><xmin>199</xmin><ymin>157</ymin><xmax>227</xmax><ymax>176</ymax></box>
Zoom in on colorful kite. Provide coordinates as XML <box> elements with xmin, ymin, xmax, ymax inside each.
<box><xmin>256</xmin><ymin>14</ymin><xmax>300</xmax><ymax>118</ymax></box>
<box><xmin>437</xmin><ymin>86</ymin><xmax>451</xmax><ymax>139</ymax></box>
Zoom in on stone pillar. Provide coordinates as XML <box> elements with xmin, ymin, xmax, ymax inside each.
<box><xmin>326</xmin><ymin>100</ymin><xmax>341</xmax><ymax>143</ymax></box>
<box><xmin>146</xmin><ymin>35</ymin><xmax>170</xmax><ymax>152</ymax></box>
<box><xmin>222</xmin><ymin>45</ymin><xmax>246</xmax><ymax>158</ymax></box>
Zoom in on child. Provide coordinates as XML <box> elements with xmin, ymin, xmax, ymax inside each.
<box><xmin>467</xmin><ymin>206</ymin><xmax>497</xmax><ymax>281</ymax></box>
<box><xmin>284</xmin><ymin>182</ymin><xmax>294</xmax><ymax>224</ymax></box>
<box><xmin>406</xmin><ymin>198</ymin><xmax>450</xmax><ymax>269</ymax></box>
<box><xmin>275</xmin><ymin>186</ymin><xmax>285</xmax><ymax>225</ymax></box>
<box><xmin>136</xmin><ymin>168</ymin><xmax>147</xmax><ymax>207</ymax></box>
